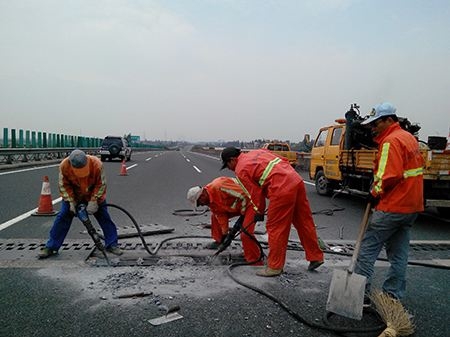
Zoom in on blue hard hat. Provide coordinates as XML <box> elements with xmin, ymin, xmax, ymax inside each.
<box><xmin>361</xmin><ymin>102</ymin><xmax>397</xmax><ymax>125</ymax></box>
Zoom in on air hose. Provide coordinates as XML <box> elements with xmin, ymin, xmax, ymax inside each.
<box><xmin>104</xmin><ymin>204</ymin><xmax>444</xmax><ymax>335</ymax></box>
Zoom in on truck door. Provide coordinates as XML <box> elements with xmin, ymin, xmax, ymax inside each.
<box><xmin>324</xmin><ymin>125</ymin><xmax>343</xmax><ymax>181</ymax></box>
<box><xmin>310</xmin><ymin>127</ymin><xmax>329</xmax><ymax>179</ymax></box>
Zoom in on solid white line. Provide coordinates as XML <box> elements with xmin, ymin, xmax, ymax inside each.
<box><xmin>0</xmin><ymin>164</ymin><xmax>60</xmax><ymax>176</ymax></box>
<box><xmin>193</xmin><ymin>165</ymin><xmax>202</xmax><ymax>173</ymax></box>
<box><xmin>0</xmin><ymin>197</ymin><xmax>62</xmax><ymax>231</ymax></box>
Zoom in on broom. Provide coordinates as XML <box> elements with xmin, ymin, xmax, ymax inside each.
<box><xmin>370</xmin><ymin>290</ymin><xmax>415</xmax><ymax>337</ymax></box>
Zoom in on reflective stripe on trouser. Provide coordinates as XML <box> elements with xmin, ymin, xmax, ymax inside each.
<box><xmin>46</xmin><ymin>200</ymin><xmax>119</xmax><ymax>250</ymax></box>
<box><xmin>354</xmin><ymin>211</ymin><xmax>417</xmax><ymax>300</ymax></box>
<box><xmin>265</xmin><ymin>180</ymin><xmax>324</xmax><ymax>270</ymax></box>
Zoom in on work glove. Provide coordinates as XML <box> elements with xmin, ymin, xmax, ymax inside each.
<box><xmin>86</xmin><ymin>200</ymin><xmax>99</xmax><ymax>214</ymax></box>
<box><xmin>254</xmin><ymin>213</ymin><xmax>265</xmax><ymax>223</ymax></box>
<box><xmin>367</xmin><ymin>193</ymin><xmax>380</xmax><ymax>207</ymax></box>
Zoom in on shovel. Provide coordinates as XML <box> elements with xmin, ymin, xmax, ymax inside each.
<box><xmin>326</xmin><ymin>202</ymin><xmax>372</xmax><ymax>320</ymax></box>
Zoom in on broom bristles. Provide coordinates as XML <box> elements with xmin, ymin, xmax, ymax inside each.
<box><xmin>370</xmin><ymin>290</ymin><xmax>415</xmax><ymax>337</ymax></box>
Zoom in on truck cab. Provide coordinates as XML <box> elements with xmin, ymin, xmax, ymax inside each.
<box><xmin>309</xmin><ymin>121</ymin><xmax>345</xmax><ymax>195</ymax></box>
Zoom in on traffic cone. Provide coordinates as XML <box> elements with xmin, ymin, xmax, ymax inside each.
<box><xmin>120</xmin><ymin>159</ymin><xmax>128</xmax><ymax>176</ymax></box>
<box><xmin>32</xmin><ymin>176</ymin><xmax>57</xmax><ymax>216</ymax></box>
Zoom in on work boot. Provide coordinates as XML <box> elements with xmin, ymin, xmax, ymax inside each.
<box><xmin>256</xmin><ymin>267</ymin><xmax>283</xmax><ymax>277</ymax></box>
<box><xmin>38</xmin><ymin>247</ymin><xmax>58</xmax><ymax>259</ymax></box>
<box><xmin>205</xmin><ymin>241</ymin><xmax>220</xmax><ymax>250</ymax></box>
<box><xmin>106</xmin><ymin>245</ymin><xmax>123</xmax><ymax>256</ymax></box>
<box><xmin>307</xmin><ymin>260</ymin><xmax>324</xmax><ymax>271</ymax></box>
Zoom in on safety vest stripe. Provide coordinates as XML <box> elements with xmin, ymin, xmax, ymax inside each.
<box><xmin>374</xmin><ymin>143</ymin><xmax>390</xmax><ymax>194</ymax></box>
<box><xmin>403</xmin><ymin>167</ymin><xmax>423</xmax><ymax>178</ymax></box>
<box><xmin>258</xmin><ymin>157</ymin><xmax>281</xmax><ymax>186</ymax></box>
<box><xmin>220</xmin><ymin>187</ymin><xmax>247</xmax><ymax>211</ymax></box>
<box><xmin>235</xmin><ymin>178</ymin><xmax>260</xmax><ymax>213</ymax></box>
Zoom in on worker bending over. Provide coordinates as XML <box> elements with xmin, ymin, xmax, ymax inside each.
<box><xmin>38</xmin><ymin>149</ymin><xmax>122</xmax><ymax>258</ymax></box>
<box><xmin>187</xmin><ymin>176</ymin><xmax>262</xmax><ymax>264</ymax></box>
<box><xmin>221</xmin><ymin>147</ymin><xmax>324</xmax><ymax>277</ymax></box>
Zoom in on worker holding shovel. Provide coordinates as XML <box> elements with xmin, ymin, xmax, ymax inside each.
<box><xmin>355</xmin><ymin>103</ymin><xmax>424</xmax><ymax>303</ymax></box>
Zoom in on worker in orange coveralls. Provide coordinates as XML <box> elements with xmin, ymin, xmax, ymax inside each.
<box><xmin>187</xmin><ymin>176</ymin><xmax>262</xmax><ymax>265</ymax></box>
<box><xmin>221</xmin><ymin>147</ymin><xmax>324</xmax><ymax>277</ymax></box>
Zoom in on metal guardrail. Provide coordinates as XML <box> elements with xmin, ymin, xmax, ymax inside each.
<box><xmin>0</xmin><ymin>148</ymin><xmax>99</xmax><ymax>166</ymax></box>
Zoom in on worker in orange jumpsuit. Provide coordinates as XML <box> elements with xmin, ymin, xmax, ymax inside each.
<box><xmin>221</xmin><ymin>147</ymin><xmax>324</xmax><ymax>276</ymax></box>
<box><xmin>187</xmin><ymin>176</ymin><xmax>262</xmax><ymax>264</ymax></box>
<box><xmin>38</xmin><ymin>149</ymin><xmax>122</xmax><ymax>258</ymax></box>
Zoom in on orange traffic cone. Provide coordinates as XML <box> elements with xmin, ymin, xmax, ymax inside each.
<box><xmin>120</xmin><ymin>159</ymin><xmax>128</xmax><ymax>176</ymax></box>
<box><xmin>32</xmin><ymin>176</ymin><xmax>57</xmax><ymax>216</ymax></box>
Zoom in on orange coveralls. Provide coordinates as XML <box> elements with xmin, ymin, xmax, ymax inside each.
<box><xmin>59</xmin><ymin>155</ymin><xmax>107</xmax><ymax>204</ymax></box>
<box><xmin>234</xmin><ymin>149</ymin><xmax>323</xmax><ymax>270</ymax></box>
<box><xmin>204</xmin><ymin>177</ymin><xmax>261</xmax><ymax>263</ymax></box>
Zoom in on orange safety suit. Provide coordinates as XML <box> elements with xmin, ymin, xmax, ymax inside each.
<box><xmin>204</xmin><ymin>177</ymin><xmax>261</xmax><ymax>263</ymax></box>
<box><xmin>234</xmin><ymin>149</ymin><xmax>323</xmax><ymax>270</ymax></box>
<box><xmin>59</xmin><ymin>155</ymin><xmax>107</xmax><ymax>204</ymax></box>
<box><xmin>371</xmin><ymin>123</ymin><xmax>424</xmax><ymax>213</ymax></box>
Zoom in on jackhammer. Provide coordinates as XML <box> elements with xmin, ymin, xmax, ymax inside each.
<box><xmin>212</xmin><ymin>215</ymin><xmax>245</xmax><ymax>258</ymax></box>
<box><xmin>77</xmin><ymin>203</ymin><xmax>110</xmax><ymax>265</ymax></box>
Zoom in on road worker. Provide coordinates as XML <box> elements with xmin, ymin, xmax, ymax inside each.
<box><xmin>38</xmin><ymin>149</ymin><xmax>122</xmax><ymax>258</ymax></box>
<box><xmin>221</xmin><ymin>147</ymin><xmax>324</xmax><ymax>276</ymax></box>
<box><xmin>355</xmin><ymin>102</ymin><xmax>424</xmax><ymax>303</ymax></box>
<box><xmin>187</xmin><ymin>176</ymin><xmax>262</xmax><ymax>264</ymax></box>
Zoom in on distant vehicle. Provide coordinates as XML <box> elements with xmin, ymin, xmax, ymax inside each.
<box><xmin>99</xmin><ymin>136</ymin><xmax>132</xmax><ymax>162</ymax></box>
<box><xmin>261</xmin><ymin>142</ymin><xmax>298</xmax><ymax>167</ymax></box>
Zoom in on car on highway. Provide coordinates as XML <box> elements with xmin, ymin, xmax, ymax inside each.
<box><xmin>99</xmin><ymin>136</ymin><xmax>132</xmax><ymax>162</ymax></box>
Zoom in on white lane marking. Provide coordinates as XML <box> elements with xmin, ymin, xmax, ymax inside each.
<box><xmin>0</xmin><ymin>164</ymin><xmax>60</xmax><ymax>176</ymax></box>
<box><xmin>0</xmin><ymin>197</ymin><xmax>63</xmax><ymax>231</ymax></box>
<box><xmin>186</xmin><ymin>158</ymin><xmax>191</xmax><ymax>162</ymax></box>
<box><xmin>127</xmin><ymin>164</ymin><xmax>138</xmax><ymax>170</ymax></box>
<box><xmin>145</xmin><ymin>157</ymin><xmax>152</xmax><ymax>161</ymax></box>
<box><xmin>304</xmin><ymin>180</ymin><xmax>314</xmax><ymax>186</ymax></box>
<box><xmin>193</xmin><ymin>165</ymin><xmax>202</xmax><ymax>173</ymax></box>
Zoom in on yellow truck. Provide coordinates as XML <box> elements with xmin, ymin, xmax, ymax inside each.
<box><xmin>262</xmin><ymin>142</ymin><xmax>298</xmax><ymax>167</ymax></box>
<box><xmin>309</xmin><ymin>104</ymin><xmax>450</xmax><ymax>217</ymax></box>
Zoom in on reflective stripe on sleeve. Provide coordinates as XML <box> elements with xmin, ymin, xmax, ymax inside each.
<box><xmin>258</xmin><ymin>157</ymin><xmax>281</xmax><ymax>186</ymax></box>
<box><xmin>403</xmin><ymin>167</ymin><xmax>423</xmax><ymax>178</ymax></box>
<box><xmin>373</xmin><ymin>143</ymin><xmax>390</xmax><ymax>194</ymax></box>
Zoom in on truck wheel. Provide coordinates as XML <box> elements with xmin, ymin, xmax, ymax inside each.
<box><xmin>315</xmin><ymin>170</ymin><xmax>333</xmax><ymax>196</ymax></box>
<box><xmin>437</xmin><ymin>207</ymin><xmax>450</xmax><ymax>219</ymax></box>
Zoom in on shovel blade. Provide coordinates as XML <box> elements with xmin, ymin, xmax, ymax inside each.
<box><xmin>326</xmin><ymin>269</ymin><xmax>366</xmax><ymax>320</ymax></box>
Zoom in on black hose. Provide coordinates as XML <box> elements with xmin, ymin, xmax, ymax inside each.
<box><xmin>226</xmin><ymin>262</ymin><xmax>385</xmax><ymax>335</ymax></box>
<box><xmin>106</xmin><ymin>203</ymin><xmax>212</xmax><ymax>256</ymax></box>
<box><xmin>105</xmin><ymin>203</ymin><xmax>443</xmax><ymax>335</ymax></box>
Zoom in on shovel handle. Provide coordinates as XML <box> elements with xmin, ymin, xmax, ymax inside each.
<box><xmin>348</xmin><ymin>202</ymin><xmax>372</xmax><ymax>273</ymax></box>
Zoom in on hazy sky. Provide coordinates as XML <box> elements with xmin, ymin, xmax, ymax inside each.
<box><xmin>1</xmin><ymin>0</ymin><xmax>449</xmax><ymax>142</ymax></box>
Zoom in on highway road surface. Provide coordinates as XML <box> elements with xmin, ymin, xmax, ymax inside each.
<box><xmin>0</xmin><ymin>150</ymin><xmax>449</xmax><ymax>337</ymax></box>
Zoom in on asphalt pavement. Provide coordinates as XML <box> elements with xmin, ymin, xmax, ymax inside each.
<box><xmin>0</xmin><ymin>233</ymin><xmax>449</xmax><ymax>337</ymax></box>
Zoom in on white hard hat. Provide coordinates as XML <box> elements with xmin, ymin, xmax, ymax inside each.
<box><xmin>187</xmin><ymin>186</ymin><xmax>203</xmax><ymax>207</ymax></box>
<box><xmin>361</xmin><ymin>102</ymin><xmax>397</xmax><ymax>125</ymax></box>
